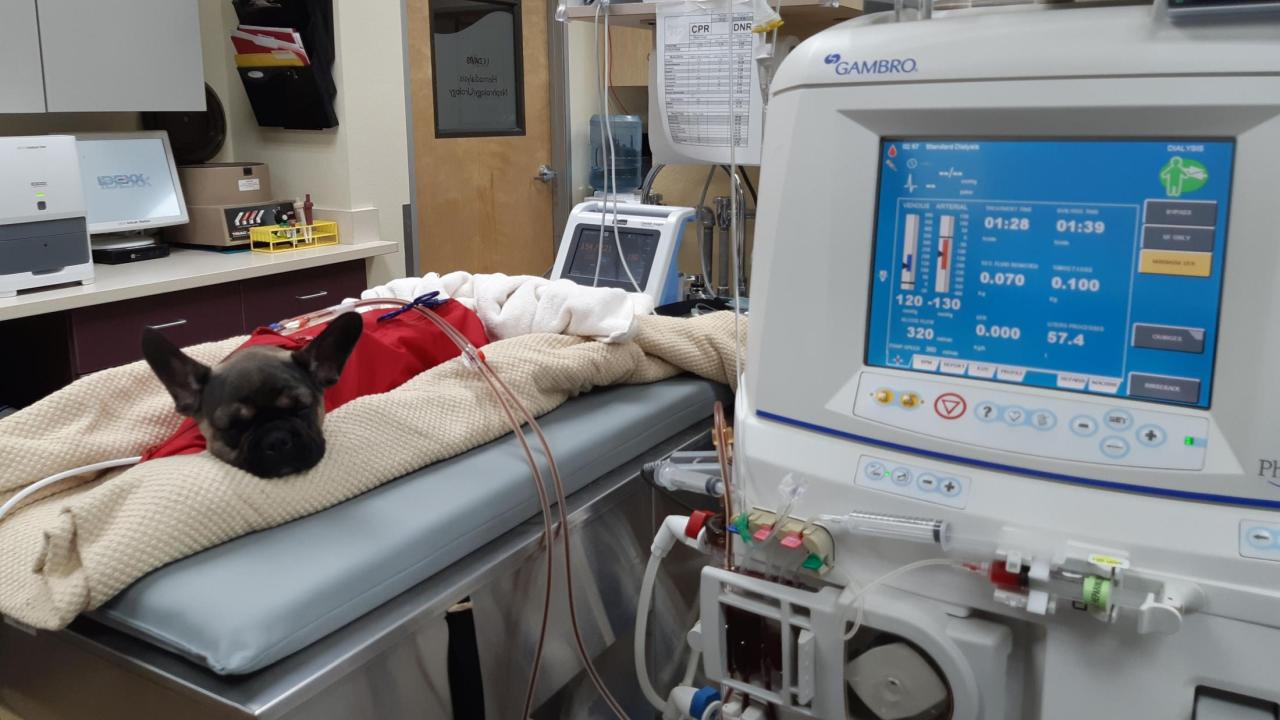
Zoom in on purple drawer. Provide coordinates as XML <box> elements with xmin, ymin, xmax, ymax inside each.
<box><xmin>71</xmin><ymin>284</ymin><xmax>244</xmax><ymax>374</ymax></box>
<box><xmin>241</xmin><ymin>261</ymin><xmax>366</xmax><ymax>331</ymax></box>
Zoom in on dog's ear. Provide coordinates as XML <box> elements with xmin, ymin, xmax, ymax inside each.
<box><xmin>141</xmin><ymin>328</ymin><xmax>211</xmax><ymax>416</ymax></box>
<box><xmin>294</xmin><ymin>311</ymin><xmax>363</xmax><ymax>388</ymax></box>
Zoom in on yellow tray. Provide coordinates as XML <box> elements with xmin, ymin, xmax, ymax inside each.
<box><xmin>249</xmin><ymin>221</ymin><xmax>339</xmax><ymax>253</ymax></box>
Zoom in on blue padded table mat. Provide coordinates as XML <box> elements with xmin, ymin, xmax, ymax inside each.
<box><xmin>94</xmin><ymin>377</ymin><xmax>727</xmax><ymax>675</ymax></box>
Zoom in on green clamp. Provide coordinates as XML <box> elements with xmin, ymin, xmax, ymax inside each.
<box><xmin>735</xmin><ymin>513</ymin><xmax>753</xmax><ymax>545</ymax></box>
<box><xmin>1082</xmin><ymin>575</ymin><xmax>1112</xmax><ymax>611</ymax></box>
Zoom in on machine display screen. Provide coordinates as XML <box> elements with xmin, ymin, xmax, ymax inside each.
<box><xmin>563</xmin><ymin>225</ymin><xmax>657</xmax><ymax>290</ymax></box>
<box><xmin>866</xmin><ymin>138</ymin><xmax>1234</xmax><ymax>407</ymax></box>
<box><xmin>77</xmin><ymin>138</ymin><xmax>182</xmax><ymax>230</ymax></box>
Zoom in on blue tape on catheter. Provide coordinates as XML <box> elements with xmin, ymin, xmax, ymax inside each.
<box><xmin>377</xmin><ymin>292</ymin><xmax>446</xmax><ymax>323</ymax></box>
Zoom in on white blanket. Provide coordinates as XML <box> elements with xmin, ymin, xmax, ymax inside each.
<box><xmin>359</xmin><ymin>272</ymin><xmax>655</xmax><ymax>344</ymax></box>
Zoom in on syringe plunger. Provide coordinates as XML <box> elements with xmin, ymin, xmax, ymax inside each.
<box><xmin>821</xmin><ymin>510</ymin><xmax>996</xmax><ymax>561</ymax></box>
<box><xmin>825</xmin><ymin>510</ymin><xmax>946</xmax><ymax>545</ymax></box>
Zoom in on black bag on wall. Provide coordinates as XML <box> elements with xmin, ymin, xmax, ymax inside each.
<box><xmin>232</xmin><ymin>0</ymin><xmax>338</xmax><ymax>130</ymax></box>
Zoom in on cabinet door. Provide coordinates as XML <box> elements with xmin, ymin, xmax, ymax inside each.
<box><xmin>38</xmin><ymin>0</ymin><xmax>205</xmax><ymax>112</ymax></box>
<box><xmin>70</xmin><ymin>283</ymin><xmax>244</xmax><ymax>375</ymax></box>
<box><xmin>0</xmin><ymin>0</ymin><xmax>45</xmax><ymax>113</ymax></box>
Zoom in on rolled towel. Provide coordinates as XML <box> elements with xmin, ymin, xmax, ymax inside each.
<box><xmin>358</xmin><ymin>271</ymin><xmax>655</xmax><ymax>343</ymax></box>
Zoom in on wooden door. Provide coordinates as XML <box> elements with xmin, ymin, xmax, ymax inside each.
<box><xmin>408</xmin><ymin>0</ymin><xmax>556</xmax><ymax>276</ymax></box>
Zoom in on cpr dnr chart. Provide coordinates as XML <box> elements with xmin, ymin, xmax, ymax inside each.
<box><xmin>866</xmin><ymin>139</ymin><xmax>1234</xmax><ymax>408</ymax></box>
<box><xmin>655</xmin><ymin>1</ymin><xmax>764</xmax><ymax>165</ymax></box>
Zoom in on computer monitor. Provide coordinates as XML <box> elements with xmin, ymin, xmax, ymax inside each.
<box><xmin>74</xmin><ymin>131</ymin><xmax>187</xmax><ymax>237</ymax></box>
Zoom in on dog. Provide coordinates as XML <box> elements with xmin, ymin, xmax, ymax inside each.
<box><xmin>141</xmin><ymin>312</ymin><xmax>364</xmax><ymax>478</ymax></box>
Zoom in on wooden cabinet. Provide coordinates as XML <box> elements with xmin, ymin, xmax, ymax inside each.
<box><xmin>0</xmin><ymin>0</ymin><xmax>204</xmax><ymax>114</ymax></box>
<box><xmin>0</xmin><ymin>0</ymin><xmax>44</xmax><ymax>113</ymax></box>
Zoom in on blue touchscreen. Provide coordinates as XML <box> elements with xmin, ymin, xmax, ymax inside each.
<box><xmin>866</xmin><ymin>138</ymin><xmax>1234</xmax><ymax>408</ymax></box>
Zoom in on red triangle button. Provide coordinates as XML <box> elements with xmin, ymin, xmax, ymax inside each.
<box><xmin>934</xmin><ymin>393</ymin><xmax>967</xmax><ymax>419</ymax></box>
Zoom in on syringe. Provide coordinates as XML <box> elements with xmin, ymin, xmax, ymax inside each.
<box><xmin>816</xmin><ymin>509</ymin><xmax>996</xmax><ymax>561</ymax></box>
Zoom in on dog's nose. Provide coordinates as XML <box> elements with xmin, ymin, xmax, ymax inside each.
<box><xmin>262</xmin><ymin>430</ymin><xmax>294</xmax><ymax>456</ymax></box>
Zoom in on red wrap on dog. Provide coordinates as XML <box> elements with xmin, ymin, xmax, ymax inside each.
<box><xmin>143</xmin><ymin>300</ymin><xmax>489</xmax><ymax>461</ymax></box>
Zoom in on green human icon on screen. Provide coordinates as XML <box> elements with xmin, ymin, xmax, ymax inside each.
<box><xmin>1160</xmin><ymin>156</ymin><xmax>1209</xmax><ymax>197</ymax></box>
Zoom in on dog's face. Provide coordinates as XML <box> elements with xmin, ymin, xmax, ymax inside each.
<box><xmin>142</xmin><ymin>312</ymin><xmax>363</xmax><ymax>478</ymax></box>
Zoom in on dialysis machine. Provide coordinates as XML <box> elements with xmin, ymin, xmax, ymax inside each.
<box><xmin>709</xmin><ymin>4</ymin><xmax>1280</xmax><ymax>719</ymax></box>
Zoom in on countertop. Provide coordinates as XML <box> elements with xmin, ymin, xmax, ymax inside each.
<box><xmin>0</xmin><ymin>240</ymin><xmax>399</xmax><ymax>322</ymax></box>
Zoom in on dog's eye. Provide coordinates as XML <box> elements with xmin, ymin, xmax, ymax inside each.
<box><xmin>212</xmin><ymin>403</ymin><xmax>255</xmax><ymax>430</ymax></box>
<box><xmin>276</xmin><ymin>389</ymin><xmax>313</xmax><ymax>411</ymax></box>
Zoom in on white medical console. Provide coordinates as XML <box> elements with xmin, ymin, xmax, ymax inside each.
<box><xmin>721</xmin><ymin>4</ymin><xmax>1280</xmax><ymax>719</ymax></box>
<box><xmin>553</xmin><ymin>201</ymin><xmax>693</xmax><ymax>305</ymax></box>
<box><xmin>0</xmin><ymin>136</ymin><xmax>93</xmax><ymax>297</ymax></box>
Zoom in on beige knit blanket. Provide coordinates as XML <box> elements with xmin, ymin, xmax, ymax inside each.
<box><xmin>0</xmin><ymin>312</ymin><xmax>740</xmax><ymax>630</ymax></box>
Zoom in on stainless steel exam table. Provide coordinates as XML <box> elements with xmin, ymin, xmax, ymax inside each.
<box><xmin>0</xmin><ymin>376</ymin><xmax>729</xmax><ymax>719</ymax></box>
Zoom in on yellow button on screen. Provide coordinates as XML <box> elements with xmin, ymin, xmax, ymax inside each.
<box><xmin>1139</xmin><ymin>250</ymin><xmax>1212</xmax><ymax>278</ymax></box>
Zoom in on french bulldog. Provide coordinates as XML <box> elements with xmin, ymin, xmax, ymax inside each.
<box><xmin>141</xmin><ymin>312</ymin><xmax>364</xmax><ymax>478</ymax></box>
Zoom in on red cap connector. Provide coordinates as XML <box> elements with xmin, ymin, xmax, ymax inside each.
<box><xmin>685</xmin><ymin>510</ymin><xmax>713</xmax><ymax>540</ymax></box>
<box><xmin>988</xmin><ymin>562</ymin><xmax>1027</xmax><ymax>590</ymax></box>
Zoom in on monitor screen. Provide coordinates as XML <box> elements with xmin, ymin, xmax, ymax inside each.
<box><xmin>77</xmin><ymin>136</ymin><xmax>183</xmax><ymax>232</ymax></box>
<box><xmin>563</xmin><ymin>225</ymin><xmax>657</xmax><ymax>290</ymax></box>
<box><xmin>866</xmin><ymin>138</ymin><xmax>1234</xmax><ymax>408</ymax></box>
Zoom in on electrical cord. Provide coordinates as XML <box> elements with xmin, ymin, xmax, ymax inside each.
<box><xmin>737</xmin><ymin>167</ymin><xmax>758</xmax><ymax>206</ymax></box>
<box><xmin>639</xmin><ymin>162</ymin><xmax>666</xmax><ymax>205</ymax></box>
<box><xmin>607</xmin><ymin>23</ymin><xmax>629</xmax><ymax>115</ymax></box>
<box><xmin>0</xmin><ymin>456</ymin><xmax>143</xmax><ymax>524</ymax></box>
<box><xmin>592</xmin><ymin>2</ymin><xmax>607</xmax><ymax>290</ymax></box>
<box><xmin>696</xmin><ymin>166</ymin><xmax>718</xmax><ymax>288</ymax></box>
<box><xmin>602</xmin><ymin>6</ymin><xmax>643</xmax><ymax>294</ymax></box>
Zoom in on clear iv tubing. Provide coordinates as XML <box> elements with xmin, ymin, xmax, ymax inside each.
<box><xmin>345</xmin><ymin>299</ymin><xmax>629</xmax><ymax>720</ymax></box>
<box><xmin>815</xmin><ymin>509</ymin><xmax>996</xmax><ymax>640</ymax></box>
<box><xmin>841</xmin><ymin>558</ymin><xmax>963</xmax><ymax>641</ymax></box>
